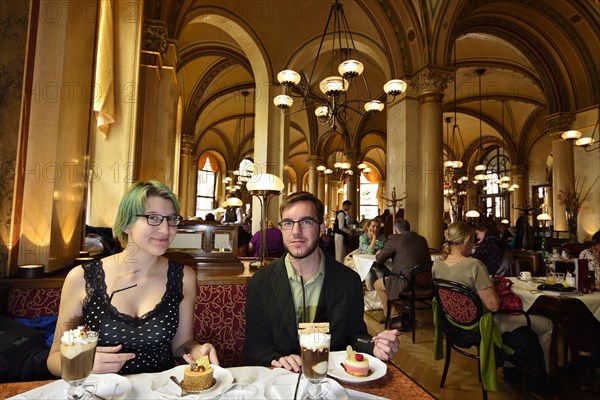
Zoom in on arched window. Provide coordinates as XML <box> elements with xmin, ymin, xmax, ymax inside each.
<box><xmin>359</xmin><ymin>174</ymin><xmax>379</xmax><ymax>220</ymax></box>
<box><xmin>478</xmin><ymin>147</ymin><xmax>511</xmax><ymax>219</ymax></box>
<box><xmin>196</xmin><ymin>157</ymin><xmax>216</xmax><ymax>218</ymax></box>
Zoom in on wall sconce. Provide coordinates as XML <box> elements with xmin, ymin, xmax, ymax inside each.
<box><xmin>247</xmin><ymin>173</ymin><xmax>284</xmax><ymax>269</ymax></box>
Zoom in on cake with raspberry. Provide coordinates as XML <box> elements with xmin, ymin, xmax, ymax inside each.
<box><xmin>182</xmin><ymin>355</ymin><xmax>215</xmax><ymax>391</ymax></box>
<box><xmin>343</xmin><ymin>345</ymin><xmax>370</xmax><ymax>377</ymax></box>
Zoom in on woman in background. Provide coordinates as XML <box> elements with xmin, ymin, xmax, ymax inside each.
<box><xmin>48</xmin><ymin>180</ymin><xmax>218</xmax><ymax>376</ymax></box>
<box><xmin>433</xmin><ymin>222</ymin><xmax>553</xmax><ymax>378</ymax></box>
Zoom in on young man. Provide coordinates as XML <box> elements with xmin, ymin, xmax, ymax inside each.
<box><xmin>334</xmin><ymin>200</ymin><xmax>353</xmax><ymax>263</ymax></box>
<box><xmin>245</xmin><ymin>192</ymin><xmax>399</xmax><ymax>371</ymax></box>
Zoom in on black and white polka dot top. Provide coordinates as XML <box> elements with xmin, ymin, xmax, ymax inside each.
<box><xmin>82</xmin><ymin>259</ymin><xmax>184</xmax><ymax>374</ymax></box>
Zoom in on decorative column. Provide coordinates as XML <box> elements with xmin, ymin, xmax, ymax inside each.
<box><xmin>307</xmin><ymin>155</ymin><xmax>319</xmax><ymax>195</ymax></box>
<box><xmin>414</xmin><ymin>67</ymin><xmax>452</xmax><ymax>250</ymax></box>
<box><xmin>178</xmin><ymin>134</ymin><xmax>194</xmax><ymax>217</ymax></box>
<box><xmin>386</xmin><ymin>84</ymin><xmax>420</xmax><ymax>228</ymax></box>
<box><xmin>510</xmin><ymin>165</ymin><xmax>527</xmax><ymax>225</ymax></box>
<box><xmin>546</xmin><ymin>113</ymin><xmax>576</xmax><ymax>232</ymax></box>
<box><xmin>345</xmin><ymin>149</ymin><xmax>360</xmax><ymax>223</ymax></box>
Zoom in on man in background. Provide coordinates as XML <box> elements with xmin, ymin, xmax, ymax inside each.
<box><xmin>334</xmin><ymin>200</ymin><xmax>353</xmax><ymax>263</ymax></box>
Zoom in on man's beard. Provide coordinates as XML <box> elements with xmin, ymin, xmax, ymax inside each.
<box><xmin>285</xmin><ymin>237</ymin><xmax>320</xmax><ymax>260</ymax></box>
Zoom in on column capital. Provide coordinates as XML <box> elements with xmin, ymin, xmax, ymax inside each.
<box><xmin>344</xmin><ymin>148</ymin><xmax>360</xmax><ymax>164</ymax></box>
<box><xmin>306</xmin><ymin>155</ymin><xmax>321</xmax><ymax>167</ymax></box>
<box><xmin>181</xmin><ymin>134</ymin><xmax>194</xmax><ymax>155</ymax></box>
<box><xmin>411</xmin><ymin>65</ymin><xmax>453</xmax><ymax>96</ymax></box>
<box><xmin>511</xmin><ymin>164</ymin><xmax>527</xmax><ymax>176</ymax></box>
<box><xmin>545</xmin><ymin>112</ymin><xmax>576</xmax><ymax>137</ymax></box>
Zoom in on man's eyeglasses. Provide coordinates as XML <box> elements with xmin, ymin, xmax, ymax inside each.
<box><xmin>137</xmin><ymin>214</ymin><xmax>182</xmax><ymax>227</ymax></box>
<box><xmin>279</xmin><ymin>218</ymin><xmax>318</xmax><ymax>230</ymax></box>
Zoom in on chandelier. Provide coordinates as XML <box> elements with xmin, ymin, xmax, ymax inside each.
<box><xmin>561</xmin><ymin>112</ymin><xmax>599</xmax><ymax>152</ymax></box>
<box><xmin>272</xmin><ymin>0</ymin><xmax>407</xmax><ymax>130</ymax></box>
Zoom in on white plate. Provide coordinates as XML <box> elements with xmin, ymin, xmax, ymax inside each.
<box><xmin>327</xmin><ymin>351</ymin><xmax>387</xmax><ymax>383</ymax></box>
<box><xmin>9</xmin><ymin>374</ymin><xmax>132</xmax><ymax>400</ymax></box>
<box><xmin>265</xmin><ymin>372</ymin><xmax>347</xmax><ymax>400</ymax></box>
<box><xmin>151</xmin><ymin>364</ymin><xmax>234</xmax><ymax>399</ymax></box>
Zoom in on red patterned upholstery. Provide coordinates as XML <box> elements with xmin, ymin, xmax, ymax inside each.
<box><xmin>437</xmin><ymin>287</ymin><xmax>478</xmax><ymax>325</ymax></box>
<box><xmin>7</xmin><ymin>288</ymin><xmax>62</xmax><ymax>318</ymax></box>
<box><xmin>194</xmin><ymin>284</ymin><xmax>247</xmax><ymax>368</ymax></box>
<box><xmin>6</xmin><ymin>283</ymin><xmax>248</xmax><ymax>368</ymax></box>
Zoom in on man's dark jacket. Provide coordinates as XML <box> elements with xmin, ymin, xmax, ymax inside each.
<box><xmin>245</xmin><ymin>255</ymin><xmax>373</xmax><ymax>366</ymax></box>
<box><xmin>375</xmin><ymin>231</ymin><xmax>430</xmax><ymax>296</ymax></box>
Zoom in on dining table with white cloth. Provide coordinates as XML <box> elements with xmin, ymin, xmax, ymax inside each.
<box><xmin>508</xmin><ymin>276</ymin><xmax>600</xmax><ymax>375</ymax></box>
<box><xmin>350</xmin><ymin>253</ymin><xmax>438</xmax><ymax>282</ymax></box>
<box><xmin>2</xmin><ymin>359</ymin><xmax>435</xmax><ymax>400</ymax></box>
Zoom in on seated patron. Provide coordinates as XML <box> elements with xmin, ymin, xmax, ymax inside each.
<box><xmin>374</xmin><ymin>219</ymin><xmax>430</xmax><ymax>330</ymax></box>
<box><xmin>473</xmin><ymin>221</ymin><xmax>508</xmax><ymax>275</ymax></box>
<box><xmin>359</xmin><ymin>218</ymin><xmax>387</xmax><ymax>290</ymax></box>
<box><xmin>248</xmin><ymin>220</ymin><xmax>285</xmax><ymax>257</ymax></box>
<box><xmin>579</xmin><ymin>230</ymin><xmax>600</xmax><ymax>289</ymax></box>
<box><xmin>47</xmin><ymin>180</ymin><xmax>219</xmax><ymax>376</ymax></box>
<box><xmin>245</xmin><ymin>192</ymin><xmax>399</xmax><ymax>372</ymax></box>
<box><xmin>433</xmin><ymin>222</ymin><xmax>553</xmax><ymax>377</ymax></box>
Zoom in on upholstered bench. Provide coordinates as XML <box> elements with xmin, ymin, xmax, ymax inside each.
<box><xmin>2</xmin><ymin>282</ymin><xmax>248</xmax><ymax>368</ymax></box>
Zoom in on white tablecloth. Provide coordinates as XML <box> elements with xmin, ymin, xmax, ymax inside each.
<box><xmin>509</xmin><ymin>277</ymin><xmax>600</xmax><ymax>321</ymax></box>
<box><xmin>9</xmin><ymin>366</ymin><xmax>386</xmax><ymax>400</ymax></box>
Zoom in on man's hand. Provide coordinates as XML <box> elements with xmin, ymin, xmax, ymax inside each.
<box><xmin>92</xmin><ymin>345</ymin><xmax>135</xmax><ymax>374</ymax></box>
<box><xmin>271</xmin><ymin>354</ymin><xmax>302</xmax><ymax>372</ymax></box>
<box><xmin>372</xmin><ymin>330</ymin><xmax>399</xmax><ymax>361</ymax></box>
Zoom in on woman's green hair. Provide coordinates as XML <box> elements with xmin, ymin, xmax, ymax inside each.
<box><xmin>113</xmin><ymin>180</ymin><xmax>180</xmax><ymax>246</ymax></box>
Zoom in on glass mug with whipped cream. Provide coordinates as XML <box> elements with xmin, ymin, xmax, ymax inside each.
<box><xmin>299</xmin><ymin>329</ymin><xmax>331</xmax><ymax>400</ymax></box>
<box><xmin>60</xmin><ymin>326</ymin><xmax>99</xmax><ymax>400</ymax></box>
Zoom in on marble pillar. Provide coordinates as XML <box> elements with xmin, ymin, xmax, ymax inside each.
<box><xmin>414</xmin><ymin>67</ymin><xmax>451</xmax><ymax>250</ymax></box>
<box><xmin>552</xmin><ymin>139</ymin><xmax>575</xmax><ymax>231</ymax></box>
<box><xmin>178</xmin><ymin>134</ymin><xmax>194</xmax><ymax>216</ymax></box>
<box><xmin>307</xmin><ymin>156</ymin><xmax>319</xmax><ymax>195</ymax></box>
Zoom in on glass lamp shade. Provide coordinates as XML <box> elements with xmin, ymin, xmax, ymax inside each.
<box><xmin>363</xmin><ymin>167</ymin><xmax>372</xmax><ymax>173</ymax></box>
<box><xmin>246</xmin><ymin>173</ymin><xmax>284</xmax><ymax>192</ymax></box>
<box><xmin>511</xmin><ymin>183</ymin><xmax>520</xmax><ymax>189</ymax></box>
<box><xmin>500</xmin><ymin>176</ymin><xmax>511</xmax><ymax>182</ymax></box>
<box><xmin>537</xmin><ymin>213</ymin><xmax>552</xmax><ymax>221</ymax></box>
<box><xmin>215</xmin><ymin>207</ymin><xmax>225</xmax><ymax>214</ymax></box>
<box><xmin>561</xmin><ymin>130</ymin><xmax>582</xmax><ymax>140</ymax></box>
<box><xmin>500</xmin><ymin>182</ymin><xmax>510</xmax><ymax>189</ymax></box>
<box><xmin>333</xmin><ymin>162</ymin><xmax>342</xmax><ymax>169</ymax></box>
<box><xmin>273</xmin><ymin>95</ymin><xmax>293</xmax><ymax>109</ymax></box>
<box><xmin>277</xmin><ymin>70</ymin><xmax>301</xmax><ymax>86</ymax></box>
<box><xmin>444</xmin><ymin>160</ymin><xmax>463</xmax><ymax>169</ymax></box>
<box><xmin>316</xmin><ymin>165</ymin><xmax>326</xmax><ymax>171</ymax></box>
<box><xmin>224</xmin><ymin>197</ymin><xmax>243</xmax><ymax>207</ymax></box>
<box><xmin>465</xmin><ymin>210</ymin><xmax>480</xmax><ymax>218</ymax></box>
<box><xmin>474</xmin><ymin>164</ymin><xmax>486</xmax><ymax>171</ymax></box>
<box><xmin>575</xmin><ymin>137</ymin><xmax>594</xmax><ymax>146</ymax></box>
<box><xmin>500</xmin><ymin>219</ymin><xmax>509</xmax><ymax>224</ymax></box>
<box><xmin>338</xmin><ymin>60</ymin><xmax>364</xmax><ymax>79</ymax></box>
<box><xmin>383</xmin><ymin>79</ymin><xmax>407</xmax><ymax>96</ymax></box>
<box><xmin>346</xmin><ymin>170</ymin><xmax>354</xmax><ymax>176</ymax></box>
<box><xmin>357</xmin><ymin>163</ymin><xmax>367</xmax><ymax>170</ymax></box>
<box><xmin>324</xmin><ymin>168</ymin><xmax>333</xmax><ymax>174</ymax></box>
<box><xmin>319</xmin><ymin>76</ymin><xmax>349</xmax><ymax>96</ymax></box>
<box><xmin>364</xmin><ymin>100</ymin><xmax>384</xmax><ymax>112</ymax></box>
<box><xmin>315</xmin><ymin>105</ymin><xmax>331</xmax><ymax>121</ymax></box>
<box><xmin>474</xmin><ymin>174</ymin><xmax>487</xmax><ymax>181</ymax></box>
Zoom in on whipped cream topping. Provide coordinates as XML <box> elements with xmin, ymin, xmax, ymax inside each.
<box><xmin>299</xmin><ymin>332</ymin><xmax>330</xmax><ymax>350</ymax></box>
<box><xmin>61</xmin><ymin>326</ymin><xmax>97</xmax><ymax>345</ymax></box>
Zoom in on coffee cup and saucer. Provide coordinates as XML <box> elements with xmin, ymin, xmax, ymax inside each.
<box><xmin>518</xmin><ymin>271</ymin><xmax>532</xmax><ymax>281</ymax></box>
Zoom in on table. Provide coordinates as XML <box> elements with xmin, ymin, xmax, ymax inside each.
<box><xmin>509</xmin><ymin>277</ymin><xmax>600</xmax><ymax>376</ymax></box>
<box><xmin>0</xmin><ymin>363</ymin><xmax>433</xmax><ymax>399</ymax></box>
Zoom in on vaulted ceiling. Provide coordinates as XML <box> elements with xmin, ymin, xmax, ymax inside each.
<box><xmin>145</xmin><ymin>0</ymin><xmax>599</xmax><ymax>185</ymax></box>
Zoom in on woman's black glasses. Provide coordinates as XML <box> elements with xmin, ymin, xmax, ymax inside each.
<box><xmin>137</xmin><ymin>214</ymin><xmax>182</xmax><ymax>227</ymax></box>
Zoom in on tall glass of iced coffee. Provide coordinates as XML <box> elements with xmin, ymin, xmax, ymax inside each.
<box><xmin>299</xmin><ymin>327</ymin><xmax>331</xmax><ymax>400</ymax></box>
<box><xmin>60</xmin><ymin>326</ymin><xmax>99</xmax><ymax>400</ymax></box>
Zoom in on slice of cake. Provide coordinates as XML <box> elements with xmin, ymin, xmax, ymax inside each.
<box><xmin>182</xmin><ymin>355</ymin><xmax>215</xmax><ymax>391</ymax></box>
<box><xmin>343</xmin><ymin>345</ymin><xmax>370</xmax><ymax>377</ymax></box>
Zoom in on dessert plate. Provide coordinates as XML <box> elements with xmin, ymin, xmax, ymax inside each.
<box><xmin>8</xmin><ymin>374</ymin><xmax>132</xmax><ymax>400</ymax></box>
<box><xmin>328</xmin><ymin>351</ymin><xmax>387</xmax><ymax>382</ymax></box>
<box><xmin>151</xmin><ymin>364</ymin><xmax>233</xmax><ymax>399</ymax></box>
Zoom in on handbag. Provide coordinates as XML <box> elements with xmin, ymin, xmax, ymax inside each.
<box><xmin>493</xmin><ymin>275</ymin><xmax>523</xmax><ymax>311</ymax></box>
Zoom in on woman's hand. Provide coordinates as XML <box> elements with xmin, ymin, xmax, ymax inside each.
<box><xmin>92</xmin><ymin>345</ymin><xmax>135</xmax><ymax>374</ymax></box>
<box><xmin>271</xmin><ymin>354</ymin><xmax>302</xmax><ymax>372</ymax></box>
<box><xmin>184</xmin><ymin>343</ymin><xmax>220</xmax><ymax>366</ymax></box>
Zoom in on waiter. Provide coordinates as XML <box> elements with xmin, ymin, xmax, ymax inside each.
<box><xmin>334</xmin><ymin>200</ymin><xmax>353</xmax><ymax>263</ymax></box>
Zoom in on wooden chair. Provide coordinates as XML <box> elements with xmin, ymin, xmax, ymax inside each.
<box><xmin>384</xmin><ymin>261</ymin><xmax>434</xmax><ymax>343</ymax></box>
<box><xmin>432</xmin><ymin>278</ymin><xmax>531</xmax><ymax>400</ymax></box>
